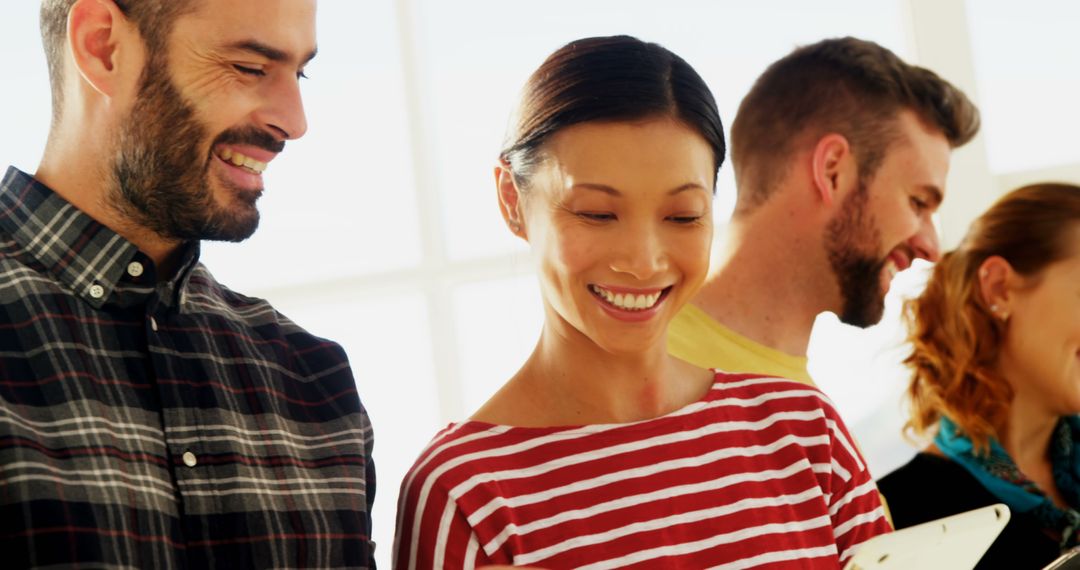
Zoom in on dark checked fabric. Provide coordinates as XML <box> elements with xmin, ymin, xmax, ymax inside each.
<box><xmin>0</xmin><ymin>166</ymin><xmax>376</xmax><ymax>569</ymax></box>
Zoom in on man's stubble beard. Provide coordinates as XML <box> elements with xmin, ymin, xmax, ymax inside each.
<box><xmin>824</xmin><ymin>180</ymin><xmax>889</xmax><ymax>328</ymax></box>
<box><xmin>109</xmin><ymin>53</ymin><xmax>261</xmax><ymax>243</ymax></box>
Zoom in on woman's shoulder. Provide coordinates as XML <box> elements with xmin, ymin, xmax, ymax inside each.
<box><xmin>699</xmin><ymin>371</ymin><xmax>861</xmax><ymax>461</ymax></box>
<box><xmin>706</xmin><ymin>371</ymin><xmax>841</xmax><ymax>419</ymax></box>
<box><xmin>400</xmin><ymin>422</ymin><xmax>523</xmax><ymax>486</ymax></box>
<box><xmin>398</xmin><ymin>420</ymin><xmax>615</xmax><ymax>497</ymax></box>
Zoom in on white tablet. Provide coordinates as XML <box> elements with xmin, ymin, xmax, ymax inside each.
<box><xmin>845</xmin><ymin>503</ymin><xmax>1011</xmax><ymax>570</ymax></box>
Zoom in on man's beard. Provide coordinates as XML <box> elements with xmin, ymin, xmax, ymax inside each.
<box><xmin>109</xmin><ymin>55</ymin><xmax>283</xmax><ymax>243</ymax></box>
<box><xmin>824</xmin><ymin>181</ymin><xmax>888</xmax><ymax>328</ymax></box>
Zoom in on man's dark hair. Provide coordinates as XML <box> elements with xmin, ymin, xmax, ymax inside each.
<box><xmin>40</xmin><ymin>0</ymin><xmax>197</xmax><ymax>120</ymax></box>
<box><xmin>501</xmin><ymin>35</ymin><xmax>726</xmax><ymax>191</ymax></box>
<box><xmin>731</xmin><ymin>36</ymin><xmax>981</xmax><ymax>211</ymax></box>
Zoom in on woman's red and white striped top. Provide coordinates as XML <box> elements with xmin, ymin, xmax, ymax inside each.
<box><xmin>394</xmin><ymin>373</ymin><xmax>891</xmax><ymax>569</ymax></box>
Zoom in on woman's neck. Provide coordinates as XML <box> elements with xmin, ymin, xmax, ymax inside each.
<box><xmin>473</xmin><ymin>318</ymin><xmax>713</xmax><ymax>427</ymax></box>
<box><xmin>1001</xmin><ymin>394</ymin><xmax>1058</xmax><ymax>470</ymax></box>
<box><xmin>1001</xmin><ymin>387</ymin><xmax>1068</xmax><ymax>508</ymax></box>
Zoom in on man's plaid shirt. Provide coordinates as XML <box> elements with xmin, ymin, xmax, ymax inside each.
<box><xmin>0</xmin><ymin>167</ymin><xmax>376</xmax><ymax>568</ymax></box>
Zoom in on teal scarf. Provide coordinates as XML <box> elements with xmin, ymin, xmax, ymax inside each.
<box><xmin>936</xmin><ymin>415</ymin><xmax>1080</xmax><ymax>550</ymax></box>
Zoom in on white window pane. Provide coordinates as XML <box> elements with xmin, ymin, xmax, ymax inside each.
<box><xmin>417</xmin><ymin>0</ymin><xmax>908</xmax><ymax>261</ymax></box>
<box><xmin>452</xmin><ymin>275</ymin><xmax>544</xmax><ymax>415</ymax></box>
<box><xmin>203</xmin><ymin>0</ymin><xmax>422</xmax><ymax>290</ymax></box>
<box><xmin>1</xmin><ymin>4</ymin><xmax>50</xmax><ymax>174</ymax></box>
<box><xmin>268</xmin><ymin>290</ymin><xmax>440</xmax><ymax>568</ymax></box>
<box><xmin>968</xmin><ymin>1</ymin><xmax>1080</xmax><ymax>173</ymax></box>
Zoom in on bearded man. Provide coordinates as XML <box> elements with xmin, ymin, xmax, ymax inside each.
<box><xmin>0</xmin><ymin>1</ymin><xmax>375</xmax><ymax>567</ymax></box>
<box><xmin>669</xmin><ymin>37</ymin><xmax>981</xmax><ymax>386</ymax></box>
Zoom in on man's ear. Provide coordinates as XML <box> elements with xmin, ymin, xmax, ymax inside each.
<box><xmin>810</xmin><ymin>133</ymin><xmax>855</xmax><ymax>208</ymax></box>
<box><xmin>495</xmin><ymin>160</ymin><xmax>528</xmax><ymax>240</ymax></box>
<box><xmin>977</xmin><ymin>255</ymin><xmax>1020</xmax><ymax>322</ymax></box>
<box><xmin>68</xmin><ymin>0</ymin><xmax>137</xmax><ymax>98</ymax></box>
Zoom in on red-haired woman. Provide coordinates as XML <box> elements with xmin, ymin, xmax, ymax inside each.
<box><xmin>879</xmin><ymin>183</ymin><xmax>1080</xmax><ymax>569</ymax></box>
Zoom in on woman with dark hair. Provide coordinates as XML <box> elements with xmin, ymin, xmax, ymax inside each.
<box><xmin>879</xmin><ymin>183</ymin><xmax>1080</xmax><ymax>569</ymax></box>
<box><xmin>394</xmin><ymin>35</ymin><xmax>889</xmax><ymax>569</ymax></box>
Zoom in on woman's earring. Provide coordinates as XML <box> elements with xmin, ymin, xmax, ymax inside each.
<box><xmin>990</xmin><ymin>304</ymin><xmax>1009</xmax><ymax>322</ymax></box>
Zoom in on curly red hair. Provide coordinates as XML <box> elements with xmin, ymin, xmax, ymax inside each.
<box><xmin>903</xmin><ymin>183</ymin><xmax>1080</xmax><ymax>453</ymax></box>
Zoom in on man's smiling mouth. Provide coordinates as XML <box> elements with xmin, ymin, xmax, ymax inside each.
<box><xmin>216</xmin><ymin>148</ymin><xmax>267</xmax><ymax>174</ymax></box>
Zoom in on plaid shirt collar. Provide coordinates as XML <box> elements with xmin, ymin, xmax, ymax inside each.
<box><xmin>0</xmin><ymin>166</ymin><xmax>200</xmax><ymax>309</ymax></box>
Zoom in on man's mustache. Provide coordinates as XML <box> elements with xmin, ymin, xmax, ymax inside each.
<box><xmin>214</xmin><ymin>127</ymin><xmax>286</xmax><ymax>154</ymax></box>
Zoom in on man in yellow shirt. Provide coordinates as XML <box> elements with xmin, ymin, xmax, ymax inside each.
<box><xmin>670</xmin><ymin>37</ymin><xmax>980</xmax><ymax>385</ymax></box>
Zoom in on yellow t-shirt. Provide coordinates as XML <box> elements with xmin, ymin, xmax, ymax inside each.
<box><xmin>667</xmin><ymin>303</ymin><xmax>814</xmax><ymax>386</ymax></box>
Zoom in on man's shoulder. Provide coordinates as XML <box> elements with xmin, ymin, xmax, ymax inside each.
<box><xmin>187</xmin><ymin>263</ymin><xmax>344</xmax><ymax>350</ymax></box>
<box><xmin>668</xmin><ymin>303</ymin><xmax>735</xmax><ymax>366</ymax></box>
<box><xmin>189</xmin><ymin>262</ymin><xmax>268</xmax><ymax>305</ymax></box>
<box><xmin>670</xmin><ymin>305</ymin><xmax>814</xmax><ymax>384</ymax></box>
<box><xmin>668</xmin><ymin>305</ymin><xmax>744</xmax><ymax>365</ymax></box>
<box><xmin>189</xmin><ymin>264</ymin><xmax>289</xmax><ymax>321</ymax></box>
<box><xmin>0</xmin><ymin>239</ymin><xmax>69</xmax><ymax>305</ymax></box>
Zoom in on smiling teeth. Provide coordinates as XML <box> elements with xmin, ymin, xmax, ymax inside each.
<box><xmin>590</xmin><ymin>285</ymin><xmax>662</xmax><ymax>311</ymax></box>
<box><xmin>218</xmin><ymin>148</ymin><xmax>267</xmax><ymax>174</ymax></box>
<box><xmin>884</xmin><ymin>259</ymin><xmax>899</xmax><ymax>280</ymax></box>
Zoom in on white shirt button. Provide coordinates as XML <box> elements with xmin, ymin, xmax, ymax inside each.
<box><xmin>182</xmin><ymin>451</ymin><xmax>197</xmax><ymax>468</ymax></box>
<box><xmin>127</xmin><ymin>261</ymin><xmax>144</xmax><ymax>277</ymax></box>
<box><xmin>88</xmin><ymin>284</ymin><xmax>105</xmax><ymax>299</ymax></box>
<box><xmin>150</xmin><ymin>316</ymin><xmax>158</xmax><ymax>332</ymax></box>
